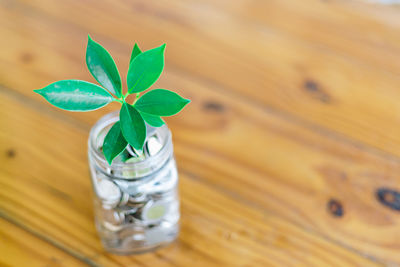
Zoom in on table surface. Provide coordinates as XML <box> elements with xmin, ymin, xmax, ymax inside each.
<box><xmin>1</xmin><ymin>0</ymin><xmax>400</xmax><ymax>266</ymax></box>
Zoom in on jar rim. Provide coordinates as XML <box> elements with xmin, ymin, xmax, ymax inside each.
<box><xmin>88</xmin><ymin>111</ymin><xmax>173</xmax><ymax>175</ymax></box>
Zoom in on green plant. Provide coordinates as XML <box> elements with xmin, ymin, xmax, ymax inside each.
<box><xmin>34</xmin><ymin>36</ymin><xmax>190</xmax><ymax>164</ymax></box>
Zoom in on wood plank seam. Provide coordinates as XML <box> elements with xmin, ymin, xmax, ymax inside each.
<box><xmin>0</xmin><ymin>209</ymin><xmax>102</xmax><ymax>267</ymax></box>
<box><xmin>0</xmin><ymin>84</ymin><xmax>91</xmax><ymax>132</ymax></box>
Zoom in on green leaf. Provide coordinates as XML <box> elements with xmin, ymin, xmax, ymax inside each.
<box><xmin>120</xmin><ymin>102</ymin><xmax>147</xmax><ymax>150</ymax></box>
<box><xmin>140</xmin><ymin>112</ymin><xmax>165</xmax><ymax>127</ymax></box>
<box><xmin>103</xmin><ymin>121</ymin><xmax>128</xmax><ymax>164</ymax></box>
<box><xmin>34</xmin><ymin>80</ymin><xmax>114</xmax><ymax>111</ymax></box>
<box><xmin>129</xmin><ymin>43</ymin><xmax>142</xmax><ymax>64</ymax></box>
<box><xmin>134</xmin><ymin>89</ymin><xmax>190</xmax><ymax>116</ymax></box>
<box><xmin>86</xmin><ymin>35</ymin><xmax>122</xmax><ymax>98</ymax></box>
<box><xmin>127</xmin><ymin>44</ymin><xmax>166</xmax><ymax>94</ymax></box>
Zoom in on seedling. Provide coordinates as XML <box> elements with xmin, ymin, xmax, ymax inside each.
<box><xmin>34</xmin><ymin>36</ymin><xmax>190</xmax><ymax>164</ymax></box>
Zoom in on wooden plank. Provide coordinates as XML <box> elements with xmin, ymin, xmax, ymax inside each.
<box><xmin>0</xmin><ymin>16</ymin><xmax>398</xmax><ymax>265</ymax></box>
<box><xmin>169</xmin><ymin>71</ymin><xmax>400</xmax><ymax>264</ymax></box>
<box><xmin>0</xmin><ymin>0</ymin><xmax>399</xmax><ymax>265</ymax></box>
<box><xmin>2</xmin><ymin>0</ymin><xmax>400</xmax><ymax>159</ymax></box>
<box><xmin>191</xmin><ymin>0</ymin><xmax>400</xmax><ymax>72</ymax></box>
<box><xmin>0</xmin><ymin>87</ymin><xmax>381</xmax><ymax>266</ymax></box>
<box><xmin>0</xmin><ymin>24</ymin><xmax>399</xmax><ymax>263</ymax></box>
<box><xmin>0</xmin><ymin>217</ymin><xmax>87</xmax><ymax>267</ymax></box>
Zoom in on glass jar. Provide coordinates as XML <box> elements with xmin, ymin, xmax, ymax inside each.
<box><xmin>88</xmin><ymin>111</ymin><xmax>179</xmax><ymax>254</ymax></box>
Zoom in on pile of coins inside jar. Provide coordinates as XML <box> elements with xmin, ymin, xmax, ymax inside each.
<box><xmin>89</xmin><ymin>124</ymin><xmax>180</xmax><ymax>253</ymax></box>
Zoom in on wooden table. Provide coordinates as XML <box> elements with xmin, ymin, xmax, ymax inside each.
<box><xmin>1</xmin><ymin>0</ymin><xmax>400</xmax><ymax>266</ymax></box>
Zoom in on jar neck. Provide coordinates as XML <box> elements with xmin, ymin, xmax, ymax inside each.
<box><xmin>88</xmin><ymin>111</ymin><xmax>173</xmax><ymax>180</ymax></box>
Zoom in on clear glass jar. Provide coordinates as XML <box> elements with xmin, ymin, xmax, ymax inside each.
<box><xmin>88</xmin><ymin>111</ymin><xmax>179</xmax><ymax>254</ymax></box>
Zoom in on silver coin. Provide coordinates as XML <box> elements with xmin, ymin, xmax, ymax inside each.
<box><xmin>95</xmin><ymin>178</ymin><xmax>121</xmax><ymax>207</ymax></box>
<box><xmin>144</xmin><ymin>134</ymin><xmax>163</xmax><ymax>157</ymax></box>
<box><xmin>141</xmin><ymin>200</ymin><xmax>168</xmax><ymax>224</ymax></box>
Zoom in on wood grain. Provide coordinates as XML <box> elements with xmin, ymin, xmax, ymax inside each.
<box><xmin>0</xmin><ymin>217</ymin><xmax>86</xmax><ymax>267</ymax></box>
<box><xmin>1</xmin><ymin>0</ymin><xmax>400</xmax><ymax>266</ymax></box>
<box><xmin>2</xmin><ymin>0</ymin><xmax>400</xmax><ymax>156</ymax></box>
<box><xmin>0</xmin><ymin>92</ymin><xmax>381</xmax><ymax>266</ymax></box>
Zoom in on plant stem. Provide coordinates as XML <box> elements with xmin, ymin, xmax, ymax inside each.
<box><xmin>120</xmin><ymin>92</ymin><xmax>140</xmax><ymax>105</ymax></box>
<box><xmin>132</xmin><ymin>93</ymin><xmax>140</xmax><ymax>105</ymax></box>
